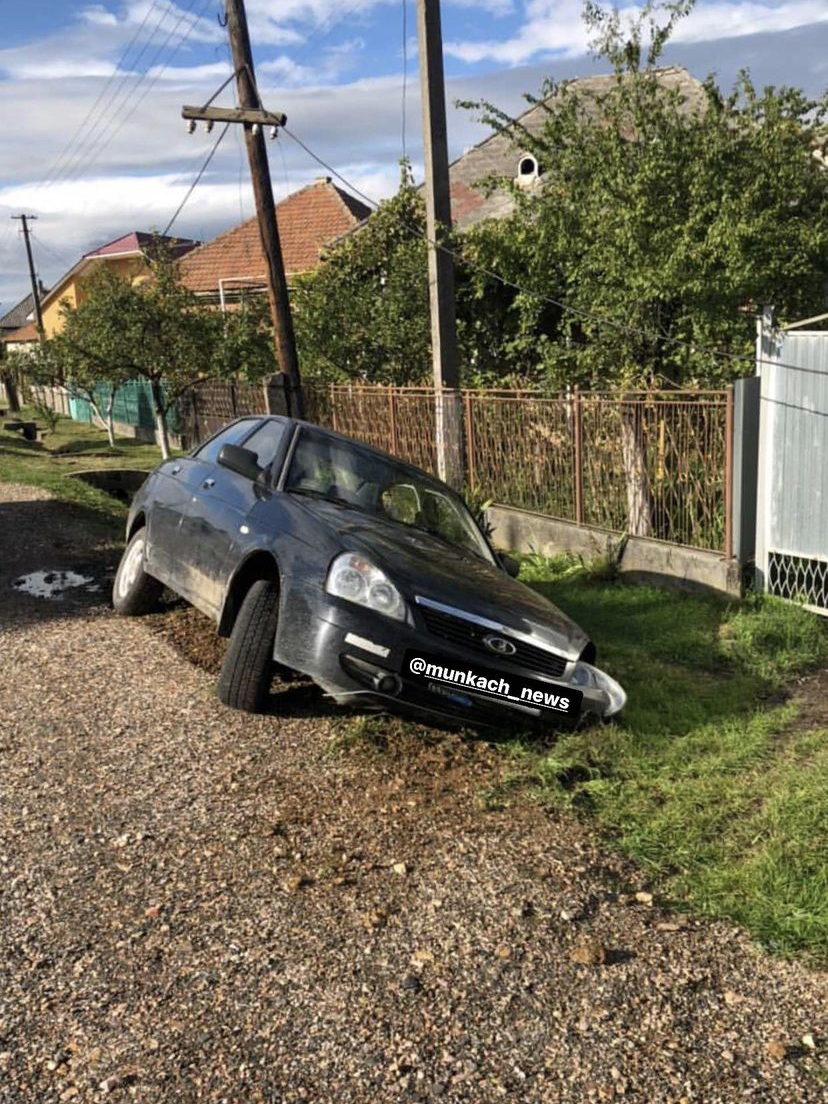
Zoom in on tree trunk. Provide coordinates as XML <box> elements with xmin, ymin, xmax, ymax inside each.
<box><xmin>620</xmin><ymin>400</ymin><xmax>653</xmax><ymax>537</ymax></box>
<box><xmin>150</xmin><ymin>380</ymin><xmax>171</xmax><ymax>460</ymax></box>
<box><xmin>104</xmin><ymin>388</ymin><xmax>116</xmax><ymax>449</ymax></box>
<box><xmin>1</xmin><ymin>370</ymin><xmax>20</xmax><ymax>413</ymax></box>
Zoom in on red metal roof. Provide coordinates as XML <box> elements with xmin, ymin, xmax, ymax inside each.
<box><xmin>84</xmin><ymin>231</ymin><xmax>198</xmax><ymax>258</ymax></box>
<box><xmin>177</xmin><ymin>179</ymin><xmax>371</xmax><ymax>294</ymax></box>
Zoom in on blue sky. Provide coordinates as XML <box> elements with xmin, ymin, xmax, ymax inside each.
<box><xmin>2</xmin><ymin>0</ymin><xmax>828</xmax><ymax>310</ymax></box>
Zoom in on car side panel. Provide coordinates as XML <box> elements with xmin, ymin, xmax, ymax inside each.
<box><xmin>178</xmin><ymin>461</ymin><xmax>268</xmax><ymax>618</ymax></box>
<box><xmin>143</xmin><ymin>462</ymin><xmax>200</xmax><ymax>585</ymax></box>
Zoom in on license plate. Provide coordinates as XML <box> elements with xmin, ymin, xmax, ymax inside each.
<box><xmin>404</xmin><ymin>649</ymin><xmax>582</xmax><ymax>717</ymax></box>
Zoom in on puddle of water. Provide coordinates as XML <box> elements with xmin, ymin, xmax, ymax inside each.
<box><xmin>12</xmin><ymin>570</ymin><xmax>98</xmax><ymax>600</ymax></box>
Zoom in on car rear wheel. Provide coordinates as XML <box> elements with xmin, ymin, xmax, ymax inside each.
<box><xmin>217</xmin><ymin>579</ymin><xmax>280</xmax><ymax>713</ymax></box>
<box><xmin>112</xmin><ymin>528</ymin><xmax>163</xmax><ymax>616</ymax></box>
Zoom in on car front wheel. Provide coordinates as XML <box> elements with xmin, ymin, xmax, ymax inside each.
<box><xmin>216</xmin><ymin>579</ymin><xmax>280</xmax><ymax>713</ymax></box>
<box><xmin>112</xmin><ymin>528</ymin><xmax>163</xmax><ymax>616</ymax></box>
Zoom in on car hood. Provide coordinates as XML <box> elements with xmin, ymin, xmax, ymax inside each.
<box><xmin>295</xmin><ymin>498</ymin><xmax>589</xmax><ymax>659</ymax></box>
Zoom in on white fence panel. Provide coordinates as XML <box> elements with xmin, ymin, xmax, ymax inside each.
<box><xmin>756</xmin><ymin>325</ymin><xmax>828</xmax><ymax>614</ymax></box>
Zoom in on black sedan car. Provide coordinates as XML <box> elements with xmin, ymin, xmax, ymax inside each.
<box><xmin>113</xmin><ymin>415</ymin><xmax>625</xmax><ymax>727</ymax></box>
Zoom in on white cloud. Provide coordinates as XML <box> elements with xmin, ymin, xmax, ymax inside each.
<box><xmin>81</xmin><ymin>5</ymin><xmax>119</xmax><ymax>27</ymax></box>
<box><xmin>147</xmin><ymin>61</ymin><xmax>234</xmax><ymax>83</ymax></box>
<box><xmin>674</xmin><ymin>0</ymin><xmax>828</xmax><ymax>42</ymax></box>
<box><xmin>0</xmin><ymin>1</ymin><xmax>223</xmax><ymax>81</ymax></box>
<box><xmin>445</xmin><ymin>0</ymin><xmax>828</xmax><ymax>65</ymax></box>
<box><xmin>449</xmin><ymin>0</ymin><xmax>517</xmax><ymax>15</ymax></box>
<box><xmin>259</xmin><ymin>38</ymin><xmax>365</xmax><ymax>85</ymax></box>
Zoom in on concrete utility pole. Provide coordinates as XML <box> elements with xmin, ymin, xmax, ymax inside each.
<box><xmin>11</xmin><ymin>214</ymin><xmax>44</xmax><ymax>338</ymax></box>
<box><xmin>183</xmin><ymin>0</ymin><xmax>304</xmax><ymax>418</ymax></box>
<box><xmin>416</xmin><ymin>0</ymin><xmax>463</xmax><ymax>488</ymax></box>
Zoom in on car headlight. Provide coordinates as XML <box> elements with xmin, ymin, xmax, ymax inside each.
<box><xmin>571</xmin><ymin>660</ymin><xmax>626</xmax><ymax>717</ymax></box>
<box><xmin>326</xmin><ymin>552</ymin><xmax>406</xmax><ymax>622</ymax></box>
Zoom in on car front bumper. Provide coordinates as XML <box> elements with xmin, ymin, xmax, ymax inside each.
<box><xmin>274</xmin><ymin>586</ymin><xmax>624</xmax><ymax>729</ymax></box>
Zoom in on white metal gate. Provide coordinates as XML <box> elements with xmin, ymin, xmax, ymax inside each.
<box><xmin>755</xmin><ymin>318</ymin><xmax>828</xmax><ymax>614</ymax></box>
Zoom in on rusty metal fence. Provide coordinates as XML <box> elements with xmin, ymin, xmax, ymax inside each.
<box><xmin>179</xmin><ymin>380</ymin><xmax>272</xmax><ymax>446</ymax></box>
<box><xmin>305</xmin><ymin>384</ymin><xmax>732</xmax><ymax>553</ymax></box>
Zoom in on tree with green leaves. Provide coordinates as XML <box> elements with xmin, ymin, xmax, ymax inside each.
<box><xmin>461</xmin><ymin>0</ymin><xmax>828</xmax><ymax>388</ymax></box>
<box><xmin>292</xmin><ymin>165</ymin><xmax>431</xmax><ymax>384</ymax></box>
<box><xmin>24</xmin><ymin>245</ymin><xmax>277</xmax><ymax>458</ymax></box>
<box><xmin>292</xmin><ymin>163</ymin><xmax>522</xmax><ymax>386</ymax></box>
<box><xmin>18</xmin><ymin>270</ymin><xmax>137</xmax><ymax>448</ymax></box>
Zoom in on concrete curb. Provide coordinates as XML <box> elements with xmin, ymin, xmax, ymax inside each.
<box><xmin>487</xmin><ymin>503</ymin><xmax>742</xmax><ymax>599</ymax></box>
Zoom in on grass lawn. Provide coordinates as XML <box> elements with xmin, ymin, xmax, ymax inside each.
<box><xmin>505</xmin><ymin>555</ymin><xmax>828</xmax><ymax>960</ymax></box>
<box><xmin>0</xmin><ymin>407</ymin><xmax>167</xmax><ymax>536</ymax></box>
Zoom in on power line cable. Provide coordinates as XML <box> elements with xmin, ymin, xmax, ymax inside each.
<box><xmin>38</xmin><ymin>0</ymin><xmax>165</xmax><ymax>192</ymax></box>
<box><xmin>163</xmin><ymin>122</ymin><xmax>231</xmax><ymax>236</ymax></box>
<box><xmin>95</xmin><ymin>0</ymin><xmax>216</xmax><ymax>173</ymax></box>
<box><xmin>281</xmin><ymin>128</ymin><xmax>377</xmax><ymax>209</ymax></box>
<box><xmin>57</xmin><ymin>0</ymin><xmax>212</xmax><ymax>189</ymax></box>
<box><xmin>45</xmin><ymin>0</ymin><xmax>181</xmax><ymax>190</ymax></box>
<box><xmin>401</xmin><ymin>0</ymin><xmax>408</xmax><ymax>160</ymax></box>
<box><xmin>29</xmin><ymin>232</ymin><xmax>74</xmax><ymax>270</ymax></box>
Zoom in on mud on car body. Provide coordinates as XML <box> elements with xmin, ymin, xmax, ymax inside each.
<box><xmin>113</xmin><ymin>416</ymin><xmax>626</xmax><ymax>727</ymax></box>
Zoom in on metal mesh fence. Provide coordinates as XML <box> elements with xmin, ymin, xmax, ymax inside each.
<box><xmin>767</xmin><ymin>551</ymin><xmax>828</xmax><ymax>612</ymax></box>
<box><xmin>305</xmin><ymin>383</ymin><xmax>731</xmax><ymax>553</ymax></box>
<box><xmin>179</xmin><ymin>381</ymin><xmax>270</xmax><ymax>447</ymax></box>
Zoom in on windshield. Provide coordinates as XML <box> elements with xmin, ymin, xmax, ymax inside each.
<box><xmin>285</xmin><ymin>428</ymin><xmax>494</xmax><ymax>563</ymax></box>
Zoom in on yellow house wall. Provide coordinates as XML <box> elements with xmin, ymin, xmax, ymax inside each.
<box><xmin>40</xmin><ymin>255</ymin><xmax>151</xmax><ymax>338</ymax></box>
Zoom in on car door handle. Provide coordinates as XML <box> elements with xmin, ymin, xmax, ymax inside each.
<box><xmin>202</xmin><ymin>478</ymin><xmax>215</xmax><ymax>489</ymax></box>
<box><xmin>170</xmin><ymin>465</ymin><xmax>181</xmax><ymax>475</ymax></box>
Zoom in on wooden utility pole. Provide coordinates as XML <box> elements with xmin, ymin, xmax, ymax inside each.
<box><xmin>11</xmin><ymin>214</ymin><xmax>44</xmax><ymax>337</ymax></box>
<box><xmin>184</xmin><ymin>0</ymin><xmax>303</xmax><ymax>418</ymax></box>
<box><xmin>416</xmin><ymin>0</ymin><xmax>463</xmax><ymax>488</ymax></box>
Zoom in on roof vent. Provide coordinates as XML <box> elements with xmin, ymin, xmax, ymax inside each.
<box><xmin>516</xmin><ymin>153</ymin><xmax>540</xmax><ymax>186</ymax></box>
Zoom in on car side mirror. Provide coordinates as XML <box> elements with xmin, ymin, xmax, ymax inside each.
<box><xmin>499</xmin><ymin>552</ymin><xmax>520</xmax><ymax>578</ymax></box>
<box><xmin>217</xmin><ymin>443</ymin><xmax>262</xmax><ymax>482</ymax></box>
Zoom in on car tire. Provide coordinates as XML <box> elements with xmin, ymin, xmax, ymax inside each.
<box><xmin>112</xmin><ymin>528</ymin><xmax>163</xmax><ymax>616</ymax></box>
<box><xmin>216</xmin><ymin>579</ymin><xmax>280</xmax><ymax>713</ymax></box>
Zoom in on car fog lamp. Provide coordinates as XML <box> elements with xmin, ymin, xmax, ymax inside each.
<box><xmin>326</xmin><ymin>552</ymin><xmax>406</xmax><ymax>622</ymax></box>
<box><xmin>571</xmin><ymin>660</ymin><xmax>626</xmax><ymax>717</ymax></box>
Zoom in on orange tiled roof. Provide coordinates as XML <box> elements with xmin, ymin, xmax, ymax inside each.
<box><xmin>178</xmin><ymin>179</ymin><xmax>371</xmax><ymax>294</ymax></box>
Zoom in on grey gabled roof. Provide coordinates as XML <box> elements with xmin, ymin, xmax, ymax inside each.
<box><xmin>449</xmin><ymin>66</ymin><xmax>706</xmax><ymax>229</ymax></box>
<box><xmin>0</xmin><ymin>283</ymin><xmax>48</xmax><ymax>333</ymax></box>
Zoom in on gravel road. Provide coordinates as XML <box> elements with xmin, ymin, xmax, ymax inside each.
<box><xmin>1</xmin><ymin>482</ymin><xmax>827</xmax><ymax>1104</ymax></box>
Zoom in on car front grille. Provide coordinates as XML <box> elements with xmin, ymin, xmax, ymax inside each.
<box><xmin>419</xmin><ymin>605</ymin><xmax>568</xmax><ymax>679</ymax></box>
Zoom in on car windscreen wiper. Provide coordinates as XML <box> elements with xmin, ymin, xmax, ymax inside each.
<box><xmin>408</xmin><ymin>522</ymin><xmax>489</xmax><ymax>563</ymax></box>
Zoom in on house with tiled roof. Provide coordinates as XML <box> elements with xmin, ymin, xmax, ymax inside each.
<box><xmin>1</xmin><ymin>286</ymin><xmax>48</xmax><ymax>354</ymax></box>
<box><xmin>0</xmin><ymin>285</ymin><xmax>48</xmax><ymax>343</ymax></box>
<box><xmin>177</xmin><ymin>178</ymin><xmax>371</xmax><ymax>305</ymax></box>
<box><xmin>39</xmin><ymin>231</ymin><xmax>199</xmax><ymax>338</ymax></box>
<box><xmin>447</xmin><ymin>66</ymin><xmax>705</xmax><ymax>229</ymax></box>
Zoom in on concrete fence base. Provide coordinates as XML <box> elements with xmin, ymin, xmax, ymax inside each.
<box><xmin>487</xmin><ymin>503</ymin><xmax>742</xmax><ymax>599</ymax></box>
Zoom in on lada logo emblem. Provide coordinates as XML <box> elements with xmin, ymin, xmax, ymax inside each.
<box><xmin>483</xmin><ymin>634</ymin><xmax>516</xmax><ymax>656</ymax></box>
